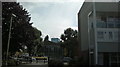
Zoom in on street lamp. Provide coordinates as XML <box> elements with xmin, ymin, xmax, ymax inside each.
<box><xmin>6</xmin><ymin>13</ymin><xmax>16</xmax><ymax>66</ymax></box>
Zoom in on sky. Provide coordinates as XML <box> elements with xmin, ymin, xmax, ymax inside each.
<box><xmin>18</xmin><ymin>0</ymin><xmax>84</xmax><ymax>39</ymax></box>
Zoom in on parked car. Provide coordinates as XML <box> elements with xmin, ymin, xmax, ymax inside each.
<box><xmin>62</xmin><ymin>57</ymin><xmax>72</xmax><ymax>65</ymax></box>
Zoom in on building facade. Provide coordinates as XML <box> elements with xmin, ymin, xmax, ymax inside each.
<box><xmin>39</xmin><ymin>41</ymin><xmax>64</xmax><ymax>59</ymax></box>
<box><xmin>78</xmin><ymin>1</ymin><xmax>120</xmax><ymax>66</ymax></box>
<box><xmin>51</xmin><ymin>38</ymin><xmax>60</xmax><ymax>43</ymax></box>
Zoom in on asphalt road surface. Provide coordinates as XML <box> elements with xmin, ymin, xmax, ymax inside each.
<box><xmin>8</xmin><ymin>65</ymin><xmax>48</xmax><ymax>67</ymax></box>
<box><xmin>7</xmin><ymin>63</ymin><xmax>48</xmax><ymax>67</ymax></box>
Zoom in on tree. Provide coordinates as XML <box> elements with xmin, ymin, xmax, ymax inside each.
<box><xmin>60</xmin><ymin>28</ymin><xmax>78</xmax><ymax>58</ymax></box>
<box><xmin>32</xmin><ymin>27</ymin><xmax>43</xmax><ymax>55</ymax></box>
<box><xmin>2</xmin><ymin>2</ymin><xmax>42</xmax><ymax>56</ymax></box>
<box><xmin>44</xmin><ymin>35</ymin><xmax>49</xmax><ymax>42</ymax></box>
<box><xmin>60</xmin><ymin>34</ymin><xmax>66</xmax><ymax>42</ymax></box>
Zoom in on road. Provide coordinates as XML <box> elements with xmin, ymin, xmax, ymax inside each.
<box><xmin>8</xmin><ymin>63</ymin><xmax>48</xmax><ymax>67</ymax></box>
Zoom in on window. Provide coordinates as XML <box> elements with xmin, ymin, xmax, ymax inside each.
<box><xmin>96</xmin><ymin>21</ymin><xmax>107</xmax><ymax>28</ymax></box>
<box><xmin>118</xmin><ymin>31</ymin><xmax>120</xmax><ymax>37</ymax></box>
<box><xmin>107</xmin><ymin>21</ymin><xmax>115</xmax><ymax>28</ymax></box>
<box><xmin>107</xmin><ymin>23</ymin><xmax>114</xmax><ymax>28</ymax></box>
<box><xmin>107</xmin><ymin>17</ymin><xmax>120</xmax><ymax>28</ymax></box>
<box><xmin>97</xmin><ymin>31</ymin><xmax>104</xmax><ymax>39</ymax></box>
<box><xmin>109</xmin><ymin>32</ymin><xmax>113</xmax><ymax>39</ymax></box>
<box><xmin>115</xmin><ymin>22</ymin><xmax>120</xmax><ymax>28</ymax></box>
<box><xmin>101</xmin><ymin>17</ymin><xmax>107</xmax><ymax>22</ymax></box>
<box><xmin>114</xmin><ymin>32</ymin><xmax>118</xmax><ymax>40</ymax></box>
<box><xmin>107</xmin><ymin>17</ymin><xmax>114</xmax><ymax>22</ymax></box>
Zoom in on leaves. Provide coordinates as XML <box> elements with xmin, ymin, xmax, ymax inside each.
<box><xmin>60</xmin><ymin>28</ymin><xmax>78</xmax><ymax>57</ymax></box>
<box><xmin>44</xmin><ymin>35</ymin><xmax>49</xmax><ymax>41</ymax></box>
<box><xmin>61</xmin><ymin>28</ymin><xmax>78</xmax><ymax>41</ymax></box>
<box><xmin>2</xmin><ymin>2</ymin><xmax>42</xmax><ymax>55</ymax></box>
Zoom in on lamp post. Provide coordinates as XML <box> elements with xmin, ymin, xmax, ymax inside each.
<box><xmin>6</xmin><ymin>13</ymin><xmax>16</xmax><ymax>66</ymax></box>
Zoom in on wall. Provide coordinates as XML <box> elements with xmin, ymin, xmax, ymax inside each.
<box><xmin>78</xmin><ymin>2</ymin><xmax>93</xmax><ymax>51</ymax></box>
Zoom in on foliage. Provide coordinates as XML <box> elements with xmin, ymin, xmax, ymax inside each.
<box><xmin>44</xmin><ymin>35</ymin><xmax>49</xmax><ymax>41</ymax></box>
<box><xmin>2</xmin><ymin>2</ymin><xmax>42</xmax><ymax>56</ymax></box>
<box><xmin>61</xmin><ymin>28</ymin><xmax>77</xmax><ymax>41</ymax></box>
<box><xmin>60</xmin><ymin>28</ymin><xmax>78</xmax><ymax>58</ymax></box>
<box><xmin>32</xmin><ymin>27</ymin><xmax>43</xmax><ymax>55</ymax></box>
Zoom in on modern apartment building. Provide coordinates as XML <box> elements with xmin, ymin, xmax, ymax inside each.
<box><xmin>51</xmin><ymin>38</ymin><xmax>60</xmax><ymax>43</ymax></box>
<box><xmin>39</xmin><ymin>41</ymin><xmax>64</xmax><ymax>59</ymax></box>
<box><xmin>78</xmin><ymin>1</ymin><xmax>120</xmax><ymax>66</ymax></box>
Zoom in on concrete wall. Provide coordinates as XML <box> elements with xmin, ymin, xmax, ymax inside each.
<box><xmin>95</xmin><ymin>2</ymin><xmax>119</xmax><ymax>12</ymax></box>
<box><xmin>78</xmin><ymin>2</ymin><xmax>120</xmax><ymax>51</ymax></box>
<box><xmin>85</xmin><ymin>0</ymin><xmax>119</xmax><ymax>2</ymax></box>
<box><xmin>78</xmin><ymin>1</ymin><xmax>120</xmax><ymax>66</ymax></box>
<box><xmin>95</xmin><ymin>2</ymin><xmax>120</xmax><ymax>53</ymax></box>
<box><xmin>78</xmin><ymin>2</ymin><xmax>93</xmax><ymax>51</ymax></box>
<box><xmin>98</xmin><ymin>42</ymin><xmax>120</xmax><ymax>52</ymax></box>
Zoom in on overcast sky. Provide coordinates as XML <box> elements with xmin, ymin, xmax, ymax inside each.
<box><xmin>19</xmin><ymin>1</ymin><xmax>84</xmax><ymax>39</ymax></box>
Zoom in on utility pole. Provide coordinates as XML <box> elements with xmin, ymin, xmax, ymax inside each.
<box><xmin>6</xmin><ymin>14</ymin><xmax>16</xmax><ymax>66</ymax></box>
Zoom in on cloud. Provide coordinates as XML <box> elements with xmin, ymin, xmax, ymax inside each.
<box><xmin>20</xmin><ymin>2</ymin><xmax>83</xmax><ymax>38</ymax></box>
<box><xmin>18</xmin><ymin>0</ymin><xmax>85</xmax><ymax>2</ymax></box>
<box><xmin>18</xmin><ymin>0</ymin><xmax>120</xmax><ymax>2</ymax></box>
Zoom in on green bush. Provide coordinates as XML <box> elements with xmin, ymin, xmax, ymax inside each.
<box><xmin>2</xmin><ymin>59</ymin><xmax>19</xmax><ymax>66</ymax></box>
<box><xmin>8</xmin><ymin>59</ymin><xmax>17</xmax><ymax>66</ymax></box>
<box><xmin>48</xmin><ymin>59</ymin><xmax>63</xmax><ymax>67</ymax></box>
